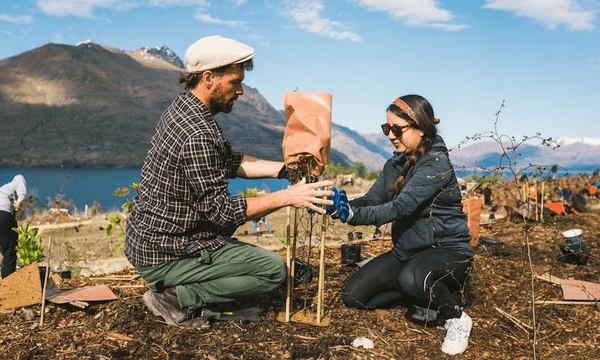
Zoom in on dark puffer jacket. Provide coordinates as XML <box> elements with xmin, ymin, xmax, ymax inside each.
<box><xmin>348</xmin><ymin>135</ymin><xmax>473</xmax><ymax>261</ymax></box>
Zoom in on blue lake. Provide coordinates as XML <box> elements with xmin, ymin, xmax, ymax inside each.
<box><xmin>0</xmin><ymin>168</ymin><xmax>290</xmax><ymax>213</ymax></box>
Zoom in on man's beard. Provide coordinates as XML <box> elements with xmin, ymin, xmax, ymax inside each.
<box><xmin>210</xmin><ymin>87</ymin><xmax>235</xmax><ymax>114</ymax></box>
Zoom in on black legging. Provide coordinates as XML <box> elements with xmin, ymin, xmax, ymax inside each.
<box><xmin>341</xmin><ymin>247</ymin><xmax>472</xmax><ymax>320</ymax></box>
<box><xmin>0</xmin><ymin>211</ymin><xmax>18</xmax><ymax>278</ymax></box>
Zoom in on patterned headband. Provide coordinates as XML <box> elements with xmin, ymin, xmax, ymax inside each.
<box><xmin>391</xmin><ymin>98</ymin><xmax>440</xmax><ymax>125</ymax></box>
<box><xmin>392</xmin><ymin>98</ymin><xmax>419</xmax><ymax>126</ymax></box>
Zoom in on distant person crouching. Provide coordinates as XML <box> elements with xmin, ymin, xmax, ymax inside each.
<box><xmin>0</xmin><ymin>175</ymin><xmax>27</xmax><ymax>278</ymax></box>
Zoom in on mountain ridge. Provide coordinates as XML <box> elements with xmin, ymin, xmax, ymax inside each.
<box><xmin>1</xmin><ymin>41</ymin><xmax>598</xmax><ymax>173</ymax></box>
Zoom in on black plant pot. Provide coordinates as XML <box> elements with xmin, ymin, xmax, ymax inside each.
<box><xmin>58</xmin><ymin>270</ymin><xmax>72</xmax><ymax>279</ymax></box>
<box><xmin>347</xmin><ymin>232</ymin><xmax>363</xmax><ymax>241</ymax></box>
<box><xmin>38</xmin><ymin>265</ymin><xmax>50</xmax><ymax>289</ymax></box>
<box><xmin>341</xmin><ymin>244</ymin><xmax>361</xmax><ymax>265</ymax></box>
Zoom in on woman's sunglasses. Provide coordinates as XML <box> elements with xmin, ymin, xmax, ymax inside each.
<box><xmin>381</xmin><ymin>123</ymin><xmax>411</xmax><ymax>138</ymax></box>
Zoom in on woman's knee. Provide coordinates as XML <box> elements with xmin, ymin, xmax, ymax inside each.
<box><xmin>341</xmin><ymin>289</ymin><xmax>364</xmax><ymax>309</ymax></box>
<box><xmin>397</xmin><ymin>268</ymin><xmax>421</xmax><ymax>297</ymax></box>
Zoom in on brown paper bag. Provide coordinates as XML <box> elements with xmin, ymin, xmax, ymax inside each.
<box><xmin>282</xmin><ymin>92</ymin><xmax>332</xmax><ymax>183</ymax></box>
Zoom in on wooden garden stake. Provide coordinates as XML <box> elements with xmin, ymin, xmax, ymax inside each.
<box><xmin>541</xmin><ymin>182</ymin><xmax>545</xmax><ymax>220</ymax></box>
<box><xmin>316</xmin><ymin>201</ymin><xmax>328</xmax><ymax>324</ymax></box>
<box><xmin>40</xmin><ymin>236</ymin><xmax>52</xmax><ymax>327</ymax></box>
<box><xmin>285</xmin><ymin>208</ymin><xmax>300</xmax><ymax>322</ymax></box>
<box><xmin>535</xmin><ymin>181</ymin><xmax>539</xmax><ymax>221</ymax></box>
<box><xmin>285</xmin><ymin>205</ymin><xmax>292</xmax><ymax>322</ymax></box>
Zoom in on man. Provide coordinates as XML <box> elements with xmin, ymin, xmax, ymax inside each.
<box><xmin>252</xmin><ymin>215</ymin><xmax>272</xmax><ymax>235</ymax></box>
<box><xmin>125</xmin><ymin>35</ymin><xmax>333</xmax><ymax>329</ymax></box>
<box><xmin>0</xmin><ymin>174</ymin><xmax>27</xmax><ymax>278</ymax></box>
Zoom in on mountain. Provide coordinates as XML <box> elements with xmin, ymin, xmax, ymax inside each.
<box><xmin>0</xmin><ymin>41</ymin><xmax>391</xmax><ymax>170</ymax></box>
<box><xmin>448</xmin><ymin>137</ymin><xmax>600</xmax><ymax>173</ymax></box>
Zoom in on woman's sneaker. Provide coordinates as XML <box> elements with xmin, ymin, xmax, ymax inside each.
<box><xmin>441</xmin><ymin>311</ymin><xmax>472</xmax><ymax>355</ymax></box>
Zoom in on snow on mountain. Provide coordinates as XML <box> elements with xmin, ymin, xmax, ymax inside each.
<box><xmin>136</xmin><ymin>45</ymin><xmax>184</xmax><ymax>69</ymax></box>
<box><xmin>449</xmin><ymin>137</ymin><xmax>600</xmax><ymax>171</ymax></box>
<box><xmin>556</xmin><ymin>137</ymin><xmax>600</xmax><ymax>147</ymax></box>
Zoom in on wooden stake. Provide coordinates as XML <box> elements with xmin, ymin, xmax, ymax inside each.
<box><xmin>40</xmin><ymin>236</ymin><xmax>53</xmax><ymax>327</ymax></box>
<box><xmin>535</xmin><ymin>300</ymin><xmax>599</xmax><ymax>305</ymax></box>
<box><xmin>535</xmin><ymin>181</ymin><xmax>539</xmax><ymax>221</ymax></box>
<box><xmin>69</xmin><ymin>300</ymin><xmax>89</xmax><ymax>309</ymax></box>
<box><xmin>285</xmin><ymin>205</ymin><xmax>292</xmax><ymax>322</ymax></box>
<box><xmin>495</xmin><ymin>307</ymin><xmax>533</xmax><ymax>335</ymax></box>
<box><xmin>285</xmin><ymin>208</ymin><xmax>299</xmax><ymax>323</ymax></box>
<box><xmin>317</xmin><ymin>202</ymin><xmax>327</xmax><ymax>324</ymax></box>
<box><xmin>541</xmin><ymin>182</ymin><xmax>545</xmax><ymax>220</ymax></box>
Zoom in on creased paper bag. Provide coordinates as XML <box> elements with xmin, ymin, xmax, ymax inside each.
<box><xmin>282</xmin><ymin>92</ymin><xmax>332</xmax><ymax>183</ymax></box>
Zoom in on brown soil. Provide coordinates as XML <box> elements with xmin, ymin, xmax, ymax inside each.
<box><xmin>2</xmin><ymin>180</ymin><xmax>600</xmax><ymax>359</ymax></box>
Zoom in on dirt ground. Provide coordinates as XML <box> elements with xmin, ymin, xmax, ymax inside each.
<box><xmin>2</xmin><ymin>177</ymin><xmax>600</xmax><ymax>359</ymax></box>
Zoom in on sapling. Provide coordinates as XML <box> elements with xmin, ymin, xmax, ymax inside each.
<box><xmin>13</xmin><ymin>222</ymin><xmax>44</xmax><ymax>266</ymax></box>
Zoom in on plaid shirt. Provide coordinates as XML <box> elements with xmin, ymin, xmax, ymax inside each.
<box><xmin>125</xmin><ymin>92</ymin><xmax>247</xmax><ymax>267</ymax></box>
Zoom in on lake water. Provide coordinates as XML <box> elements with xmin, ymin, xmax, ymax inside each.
<box><xmin>0</xmin><ymin>168</ymin><xmax>290</xmax><ymax>213</ymax></box>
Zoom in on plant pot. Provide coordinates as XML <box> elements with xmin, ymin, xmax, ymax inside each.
<box><xmin>38</xmin><ymin>265</ymin><xmax>50</xmax><ymax>289</ymax></box>
<box><xmin>341</xmin><ymin>244</ymin><xmax>361</xmax><ymax>265</ymax></box>
<box><xmin>560</xmin><ymin>229</ymin><xmax>590</xmax><ymax>265</ymax></box>
<box><xmin>58</xmin><ymin>270</ymin><xmax>72</xmax><ymax>279</ymax></box>
<box><xmin>293</xmin><ymin>259</ymin><xmax>313</xmax><ymax>286</ymax></box>
<box><xmin>347</xmin><ymin>232</ymin><xmax>363</xmax><ymax>241</ymax></box>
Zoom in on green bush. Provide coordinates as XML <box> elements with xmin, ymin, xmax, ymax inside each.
<box><xmin>13</xmin><ymin>223</ymin><xmax>44</xmax><ymax>266</ymax></box>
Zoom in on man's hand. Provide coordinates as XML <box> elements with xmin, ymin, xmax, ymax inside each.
<box><xmin>287</xmin><ymin>179</ymin><xmax>334</xmax><ymax>214</ymax></box>
<box><xmin>13</xmin><ymin>200</ymin><xmax>23</xmax><ymax>212</ymax></box>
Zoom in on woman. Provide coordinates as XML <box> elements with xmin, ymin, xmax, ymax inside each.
<box><xmin>333</xmin><ymin>95</ymin><xmax>474</xmax><ymax>355</ymax></box>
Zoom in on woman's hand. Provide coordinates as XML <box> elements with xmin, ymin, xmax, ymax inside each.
<box><xmin>327</xmin><ymin>187</ymin><xmax>351</xmax><ymax>222</ymax></box>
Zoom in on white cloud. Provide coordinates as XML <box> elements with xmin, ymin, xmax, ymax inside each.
<box><xmin>194</xmin><ymin>12</ymin><xmax>245</xmax><ymax>27</ymax></box>
<box><xmin>353</xmin><ymin>0</ymin><xmax>469</xmax><ymax>31</ymax></box>
<box><xmin>36</xmin><ymin>0</ymin><xmax>244</xmax><ymax>29</ymax></box>
<box><xmin>285</xmin><ymin>1</ymin><xmax>362</xmax><ymax>42</ymax></box>
<box><xmin>0</xmin><ymin>13</ymin><xmax>34</xmax><ymax>24</ymax></box>
<box><xmin>37</xmin><ymin>0</ymin><xmax>132</xmax><ymax>18</ymax></box>
<box><xmin>249</xmin><ymin>34</ymin><xmax>270</xmax><ymax>46</ymax></box>
<box><xmin>483</xmin><ymin>0</ymin><xmax>597</xmax><ymax>31</ymax></box>
<box><xmin>53</xmin><ymin>31</ymin><xmax>65</xmax><ymax>43</ymax></box>
<box><xmin>148</xmin><ymin>0</ymin><xmax>208</xmax><ymax>6</ymax></box>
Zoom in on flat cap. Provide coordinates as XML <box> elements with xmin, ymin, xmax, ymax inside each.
<box><xmin>184</xmin><ymin>35</ymin><xmax>255</xmax><ymax>73</ymax></box>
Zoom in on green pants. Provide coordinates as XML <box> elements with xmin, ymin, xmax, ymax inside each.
<box><xmin>136</xmin><ymin>239</ymin><xmax>286</xmax><ymax>309</ymax></box>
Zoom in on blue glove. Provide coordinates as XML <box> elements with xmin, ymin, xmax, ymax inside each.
<box><xmin>327</xmin><ymin>188</ymin><xmax>350</xmax><ymax>222</ymax></box>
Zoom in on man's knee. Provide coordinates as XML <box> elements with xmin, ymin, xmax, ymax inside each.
<box><xmin>274</xmin><ymin>257</ymin><xmax>287</xmax><ymax>284</ymax></box>
<box><xmin>263</xmin><ymin>254</ymin><xmax>286</xmax><ymax>290</ymax></box>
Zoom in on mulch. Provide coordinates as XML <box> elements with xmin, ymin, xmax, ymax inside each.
<box><xmin>2</xmin><ymin>209</ymin><xmax>600</xmax><ymax>360</ymax></box>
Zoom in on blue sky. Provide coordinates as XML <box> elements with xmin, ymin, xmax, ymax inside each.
<box><xmin>1</xmin><ymin>0</ymin><xmax>599</xmax><ymax>149</ymax></box>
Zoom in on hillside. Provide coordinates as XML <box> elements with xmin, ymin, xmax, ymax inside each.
<box><xmin>0</xmin><ymin>42</ymin><xmax>391</xmax><ymax>170</ymax></box>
